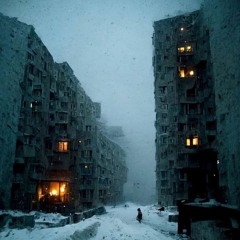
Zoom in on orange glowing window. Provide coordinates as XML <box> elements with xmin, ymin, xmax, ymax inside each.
<box><xmin>180</xmin><ymin>69</ymin><xmax>185</xmax><ymax>78</ymax></box>
<box><xmin>186</xmin><ymin>136</ymin><xmax>199</xmax><ymax>147</ymax></box>
<box><xmin>179</xmin><ymin>67</ymin><xmax>195</xmax><ymax>78</ymax></box>
<box><xmin>186</xmin><ymin>46</ymin><xmax>192</xmax><ymax>52</ymax></box>
<box><xmin>189</xmin><ymin>70</ymin><xmax>195</xmax><ymax>76</ymax></box>
<box><xmin>186</xmin><ymin>138</ymin><xmax>191</xmax><ymax>146</ymax></box>
<box><xmin>192</xmin><ymin>136</ymin><xmax>199</xmax><ymax>146</ymax></box>
<box><xmin>58</xmin><ymin>141</ymin><xmax>68</xmax><ymax>152</ymax></box>
<box><xmin>178</xmin><ymin>47</ymin><xmax>185</xmax><ymax>53</ymax></box>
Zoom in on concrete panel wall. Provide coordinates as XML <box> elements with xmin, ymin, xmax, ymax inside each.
<box><xmin>203</xmin><ymin>0</ymin><xmax>240</xmax><ymax>206</ymax></box>
<box><xmin>0</xmin><ymin>14</ymin><xmax>31</xmax><ymax>208</ymax></box>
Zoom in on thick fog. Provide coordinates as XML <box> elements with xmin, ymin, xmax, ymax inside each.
<box><xmin>0</xmin><ymin>0</ymin><xmax>202</xmax><ymax>204</ymax></box>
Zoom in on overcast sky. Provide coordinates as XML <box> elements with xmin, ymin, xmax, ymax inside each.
<box><xmin>0</xmin><ymin>0</ymin><xmax>202</xmax><ymax>203</ymax></box>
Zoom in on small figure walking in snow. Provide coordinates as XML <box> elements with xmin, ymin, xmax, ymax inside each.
<box><xmin>136</xmin><ymin>208</ymin><xmax>142</xmax><ymax>223</ymax></box>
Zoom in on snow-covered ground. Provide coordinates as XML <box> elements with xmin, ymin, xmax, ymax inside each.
<box><xmin>0</xmin><ymin>202</ymin><xmax>186</xmax><ymax>240</ymax></box>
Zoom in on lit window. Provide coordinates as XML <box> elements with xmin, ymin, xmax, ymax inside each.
<box><xmin>192</xmin><ymin>136</ymin><xmax>199</xmax><ymax>146</ymax></box>
<box><xmin>189</xmin><ymin>70</ymin><xmax>195</xmax><ymax>76</ymax></box>
<box><xmin>86</xmin><ymin>125</ymin><xmax>92</xmax><ymax>131</ymax></box>
<box><xmin>58</xmin><ymin>141</ymin><xmax>68</xmax><ymax>152</ymax></box>
<box><xmin>186</xmin><ymin>46</ymin><xmax>192</xmax><ymax>52</ymax></box>
<box><xmin>178</xmin><ymin>47</ymin><xmax>185</xmax><ymax>53</ymax></box>
<box><xmin>51</xmin><ymin>189</ymin><xmax>57</xmax><ymax>196</ymax></box>
<box><xmin>60</xmin><ymin>184</ymin><xmax>65</xmax><ymax>193</ymax></box>
<box><xmin>186</xmin><ymin>138</ymin><xmax>191</xmax><ymax>146</ymax></box>
<box><xmin>179</xmin><ymin>67</ymin><xmax>195</xmax><ymax>78</ymax></box>
<box><xmin>180</xmin><ymin>69</ymin><xmax>185</xmax><ymax>78</ymax></box>
<box><xmin>180</xmin><ymin>27</ymin><xmax>184</xmax><ymax>31</ymax></box>
<box><xmin>186</xmin><ymin>136</ymin><xmax>199</xmax><ymax>147</ymax></box>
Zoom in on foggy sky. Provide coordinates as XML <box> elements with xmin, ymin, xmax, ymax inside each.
<box><xmin>0</xmin><ymin>0</ymin><xmax>202</xmax><ymax>203</ymax></box>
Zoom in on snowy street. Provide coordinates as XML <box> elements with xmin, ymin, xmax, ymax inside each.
<box><xmin>0</xmin><ymin>203</ymin><xmax>185</xmax><ymax>240</ymax></box>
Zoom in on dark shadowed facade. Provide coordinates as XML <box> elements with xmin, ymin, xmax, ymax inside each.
<box><xmin>0</xmin><ymin>13</ymin><xmax>127</xmax><ymax>212</ymax></box>
<box><xmin>153</xmin><ymin>0</ymin><xmax>240</xmax><ymax>238</ymax></box>
<box><xmin>153</xmin><ymin>10</ymin><xmax>218</xmax><ymax>206</ymax></box>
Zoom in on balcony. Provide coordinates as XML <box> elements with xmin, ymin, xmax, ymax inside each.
<box><xmin>24</xmin><ymin>125</ymin><xmax>34</xmax><ymax>135</ymax></box>
<box><xmin>79</xmin><ymin>183</ymin><xmax>94</xmax><ymax>190</ymax></box>
<box><xmin>23</xmin><ymin>145</ymin><xmax>36</xmax><ymax>157</ymax></box>
<box><xmin>56</xmin><ymin>114</ymin><xmax>68</xmax><ymax>124</ymax></box>
<box><xmin>79</xmin><ymin>196</ymin><xmax>93</xmax><ymax>202</ymax></box>
<box><xmin>30</xmin><ymin>172</ymin><xmax>43</xmax><ymax>180</ymax></box>
<box><xmin>13</xmin><ymin>174</ymin><xmax>24</xmax><ymax>183</ymax></box>
<box><xmin>177</xmin><ymin>44</ymin><xmax>194</xmax><ymax>56</ymax></box>
<box><xmin>178</xmin><ymin>67</ymin><xmax>196</xmax><ymax>79</ymax></box>
<box><xmin>206</xmin><ymin>129</ymin><xmax>216</xmax><ymax>136</ymax></box>
<box><xmin>45</xmin><ymin>171</ymin><xmax>70</xmax><ymax>182</ymax></box>
<box><xmin>32</xmin><ymin>82</ymin><xmax>43</xmax><ymax>90</ymax></box>
<box><xmin>15</xmin><ymin>157</ymin><xmax>24</xmax><ymax>164</ymax></box>
<box><xmin>176</xmin><ymin>157</ymin><xmax>199</xmax><ymax>169</ymax></box>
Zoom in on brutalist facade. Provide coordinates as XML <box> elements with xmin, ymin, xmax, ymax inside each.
<box><xmin>153</xmin><ymin>11</ymin><xmax>218</xmax><ymax>206</ymax></box>
<box><xmin>202</xmin><ymin>0</ymin><xmax>240</xmax><ymax>209</ymax></box>
<box><xmin>153</xmin><ymin>2</ymin><xmax>240</xmax><ymax>238</ymax></box>
<box><xmin>0</xmin><ymin>13</ymin><xmax>127</xmax><ymax>212</ymax></box>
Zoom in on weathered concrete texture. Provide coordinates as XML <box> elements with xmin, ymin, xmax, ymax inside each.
<box><xmin>0</xmin><ymin>13</ymin><xmax>127</xmax><ymax>212</ymax></box>
<box><xmin>203</xmin><ymin>0</ymin><xmax>240</xmax><ymax>206</ymax></box>
<box><xmin>191</xmin><ymin>220</ymin><xmax>230</xmax><ymax>240</ymax></box>
<box><xmin>73</xmin><ymin>206</ymin><xmax>106</xmax><ymax>223</ymax></box>
<box><xmin>0</xmin><ymin>213</ymin><xmax>35</xmax><ymax>229</ymax></box>
<box><xmin>0</xmin><ymin>14</ymin><xmax>31</xmax><ymax>209</ymax></box>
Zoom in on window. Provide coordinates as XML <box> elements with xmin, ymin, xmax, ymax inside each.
<box><xmin>85</xmin><ymin>150</ymin><xmax>92</xmax><ymax>158</ymax></box>
<box><xmin>159</xmin><ymin>86</ymin><xmax>167</xmax><ymax>94</ymax></box>
<box><xmin>192</xmin><ymin>136</ymin><xmax>199</xmax><ymax>146</ymax></box>
<box><xmin>161</xmin><ymin>104</ymin><xmax>168</xmax><ymax>110</ymax></box>
<box><xmin>36</xmin><ymin>69</ymin><xmax>42</xmax><ymax>79</ymax></box>
<box><xmin>185</xmin><ymin>136</ymin><xmax>199</xmax><ymax>147</ymax></box>
<box><xmin>28</xmin><ymin>64</ymin><xmax>34</xmax><ymax>74</ymax></box>
<box><xmin>178</xmin><ymin>47</ymin><xmax>185</xmax><ymax>53</ymax></box>
<box><xmin>81</xmin><ymin>164</ymin><xmax>92</xmax><ymax>174</ymax></box>
<box><xmin>81</xmin><ymin>150</ymin><xmax>92</xmax><ymax>158</ymax></box>
<box><xmin>179</xmin><ymin>68</ymin><xmax>185</xmax><ymax>78</ymax></box>
<box><xmin>161</xmin><ymin>171</ymin><xmax>167</xmax><ymax>179</ymax></box>
<box><xmin>160</xmin><ymin>125</ymin><xmax>168</xmax><ymax>133</ymax></box>
<box><xmin>186</xmin><ymin>138</ymin><xmax>191</xmax><ymax>146</ymax></box>
<box><xmin>169</xmin><ymin>160</ymin><xmax>174</xmax><ymax>168</ymax></box>
<box><xmin>28</xmin><ymin>52</ymin><xmax>34</xmax><ymax>61</ymax></box>
<box><xmin>186</xmin><ymin>46</ymin><xmax>192</xmax><ymax>52</ymax></box>
<box><xmin>86</xmin><ymin>125</ymin><xmax>92</xmax><ymax>131</ymax></box>
<box><xmin>58</xmin><ymin>141</ymin><xmax>68</xmax><ymax>152</ymax></box>
<box><xmin>162</xmin><ymin>113</ymin><xmax>168</xmax><ymax>120</ymax></box>
<box><xmin>179</xmin><ymin>171</ymin><xmax>186</xmax><ymax>180</ymax></box>
<box><xmin>177</xmin><ymin>45</ymin><xmax>193</xmax><ymax>54</ymax></box>
<box><xmin>85</xmin><ymin>139</ymin><xmax>91</xmax><ymax>146</ymax></box>
<box><xmin>60</xmin><ymin>102</ymin><xmax>68</xmax><ymax>110</ymax></box>
<box><xmin>178</xmin><ymin>67</ymin><xmax>195</xmax><ymax>78</ymax></box>
<box><xmin>161</xmin><ymin>136</ymin><xmax>167</xmax><ymax>144</ymax></box>
<box><xmin>161</xmin><ymin>180</ymin><xmax>168</xmax><ymax>187</ymax></box>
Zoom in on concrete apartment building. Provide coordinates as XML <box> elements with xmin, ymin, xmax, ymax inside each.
<box><xmin>153</xmin><ymin>0</ymin><xmax>240</xmax><ymax>238</ymax></box>
<box><xmin>202</xmin><ymin>0</ymin><xmax>240</xmax><ymax>209</ymax></box>
<box><xmin>0</xmin><ymin>13</ymin><xmax>127</xmax><ymax>212</ymax></box>
<box><xmin>153</xmin><ymin>10</ymin><xmax>218</xmax><ymax>206</ymax></box>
